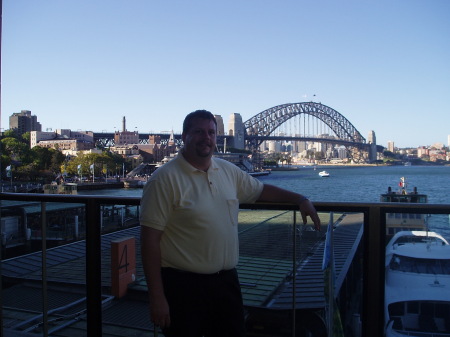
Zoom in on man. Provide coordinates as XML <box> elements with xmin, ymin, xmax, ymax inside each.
<box><xmin>140</xmin><ymin>110</ymin><xmax>320</xmax><ymax>337</ymax></box>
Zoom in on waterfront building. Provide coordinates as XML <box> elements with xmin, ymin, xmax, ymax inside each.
<box><xmin>9</xmin><ymin>110</ymin><xmax>42</xmax><ymax>135</ymax></box>
<box><xmin>110</xmin><ymin>145</ymin><xmax>140</xmax><ymax>156</ymax></box>
<box><xmin>293</xmin><ymin>135</ymin><xmax>308</xmax><ymax>153</ymax></box>
<box><xmin>228</xmin><ymin>113</ymin><xmax>245</xmax><ymax>149</ymax></box>
<box><xmin>30</xmin><ymin>130</ymin><xmax>94</xmax><ymax>149</ymax></box>
<box><xmin>114</xmin><ymin>116</ymin><xmax>139</xmax><ymax>145</ymax></box>
<box><xmin>30</xmin><ymin>131</ymin><xmax>56</xmax><ymax>148</ymax></box>
<box><xmin>114</xmin><ymin>130</ymin><xmax>139</xmax><ymax>145</ymax></box>
<box><xmin>137</xmin><ymin>135</ymin><xmax>177</xmax><ymax>163</ymax></box>
<box><xmin>258</xmin><ymin>140</ymin><xmax>267</xmax><ymax>152</ymax></box>
<box><xmin>267</xmin><ymin>140</ymin><xmax>282</xmax><ymax>153</ymax></box>
<box><xmin>429</xmin><ymin>149</ymin><xmax>447</xmax><ymax>162</ymax></box>
<box><xmin>36</xmin><ymin>138</ymin><xmax>94</xmax><ymax>152</ymax></box>
<box><xmin>213</xmin><ymin>114</ymin><xmax>225</xmax><ymax>135</ymax></box>
<box><xmin>334</xmin><ymin>145</ymin><xmax>348</xmax><ymax>159</ymax></box>
<box><xmin>417</xmin><ymin>146</ymin><xmax>429</xmax><ymax>158</ymax></box>
<box><xmin>387</xmin><ymin>141</ymin><xmax>395</xmax><ymax>152</ymax></box>
<box><xmin>58</xmin><ymin>129</ymin><xmax>94</xmax><ymax>143</ymax></box>
<box><xmin>368</xmin><ymin>130</ymin><xmax>377</xmax><ymax>162</ymax></box>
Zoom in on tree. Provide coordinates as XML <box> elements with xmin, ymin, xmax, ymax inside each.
<box><xmin>1</xmin><ymin>136</ymin><xmax>32</xmax><ymax>164</ymax></box>
<box><xmin>50</xmin><ymin>150</ymin><xmax>65</xmax><ymax>173</ymax></box>
<box><xmin>31</xmin><ymin>146</ymin><xmax>54</xmax><ymax>170</ymax></box>
<box><xmin>21</xmin><ymin>132</ymin><xmax>31</xmax><ymax>144</ymax></box>
<box><xmin>64</xmin><ymin>151</ymin><xmax>124</xmax><ymax>177</ymax></box>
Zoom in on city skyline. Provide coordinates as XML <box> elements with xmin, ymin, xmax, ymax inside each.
<box><xmin>6</xmin><ymin>109</ymin><xmax>449</xmax><ymax>150</ymax></box>
<box><xmin>2</xmin><ymin>1</ymin><xmax>449</xmax><ymax>148</ymax></box>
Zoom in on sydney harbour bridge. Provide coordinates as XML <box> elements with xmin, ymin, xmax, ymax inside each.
<box><xmin>94</xmin><ymin>102</ymin><xmax>383</xmax><ymax>163</ymax></box>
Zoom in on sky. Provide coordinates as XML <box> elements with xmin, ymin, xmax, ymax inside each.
<box><xmin>2</xmin><ymin>0</ymin><xmax>449</xmax><ymax>148</ymax></box>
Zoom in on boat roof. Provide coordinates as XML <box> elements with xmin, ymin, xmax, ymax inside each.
<box><xmin>387</xmin><ymin>230</ymin><xmax>449</xmax><ymax>247</ymax></box>
<box><xmin>390</xmin><ymin>243</ymin><xmax>450</xmax><ymax>259</ymax></box>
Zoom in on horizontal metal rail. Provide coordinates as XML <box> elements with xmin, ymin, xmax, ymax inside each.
<box><xmin>1</xmin><ymin>192</ymin><xmax>449</xmax><ymax>337</ymax></box>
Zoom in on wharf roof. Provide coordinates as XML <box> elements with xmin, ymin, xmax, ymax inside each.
<box><xmin>1</xmin><ymin>210</ymin><xmax>363</xmax><ymax>336</ymax></box>
<box><xmin>1</xmin><ymin>200</ymin><xmax>84</xmax><ymax>214</ymax></box>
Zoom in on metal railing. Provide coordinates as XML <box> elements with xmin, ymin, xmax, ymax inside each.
<box><xmin>1</xmin><ymin>192</ymin><xmax>449</xmax><ymax>337</ymax></box>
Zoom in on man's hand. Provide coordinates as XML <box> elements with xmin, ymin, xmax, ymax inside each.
<box><xmin>150</xmin><ymin>294</ymin><xmax>171</xmax><ymax>328</ymax></box>
<box><xmin>299</xmin><ymin>199</ymin><xmax>321</xmax><ymax>231</ymax></box>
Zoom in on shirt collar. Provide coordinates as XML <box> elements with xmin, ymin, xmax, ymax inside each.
<box><xmin>177</xmin><ymin>152</ymin><xmax>219</xmax><ymax>173</ymax></box>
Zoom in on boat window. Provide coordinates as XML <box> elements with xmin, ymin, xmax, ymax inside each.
<box><xmin>435</xmin><ymin>303</ymin><xmax>449</xmax><ymax>318</ymax></box>
<box><xmin>442</xmin><ymin>260</ymin><xmax>450</xmax><ymax>274</ymax></box>
<box><xmin>393</xmin><ymin>254</ymin><xmax>450</xmax><ymax>275</ymax></box>
<box><xmin>389</xmin><ymin>302</ymin><xmax>404</xmax><ymax>316</ymax></box>
<box><xmin>407</xmin><ymin>301</ymin><xmax>419</xmax><ymax>314</ymax></box>
<box><xmin>421</xmin><ymin>302</ymin><xmax>434</xmax><ymax>315</ymax></box>
<box><xmin>390</xmin><ymin>257</ymin><xmax>402</xmax><ymax>270</ymax></box>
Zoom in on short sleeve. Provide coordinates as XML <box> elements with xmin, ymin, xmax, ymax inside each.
<box><xmin>139</xmin><ymin>178</ymin><xmax>171</xmax><ymax>231</ymax></box>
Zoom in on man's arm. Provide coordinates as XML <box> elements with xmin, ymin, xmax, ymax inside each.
<box><xmin>257</xmin><ymin>184</ymin><xmax>321</xmax><ymax>230</ymax></box>
<box><xmin>140</xmin><ymin>226</ymin><xmax>171</xmax><ymax>328</ymax></box>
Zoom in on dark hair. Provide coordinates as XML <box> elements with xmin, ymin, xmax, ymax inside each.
<box><xmin>182</xmin><ymin>110</ymin><xmax>217</xmax><ymax>134</ymax></box>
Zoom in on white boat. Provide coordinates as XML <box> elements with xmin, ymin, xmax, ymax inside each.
<box><xmin>318</xmin><ymin>170</ymin><xmax>330</xmax><ymax>177</ymax></box>
<box><xmin>385</xmin><ymin>230</ymin><xmax>450</xmax><ymax>336</ymax></box>
<box><xmin>380</xmin><ymin>177</ymin><xmax>429</xmax><ymax>238</ymax></box>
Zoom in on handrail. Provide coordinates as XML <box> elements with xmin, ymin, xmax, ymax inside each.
<box><xmin>1</xmin><ymin>192</ymin><xmax>449</xmax><ymax>337</ymax></box>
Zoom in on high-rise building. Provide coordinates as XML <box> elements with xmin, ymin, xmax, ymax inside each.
<box><xmin>9</xmin><ymin>110</ymin><xmax>42</xmax><ymax>134</ymax></box>
<box><xmin>387</xmin><ymin>141</ymin><xmax>395</xmax><ymax>152</ymax></box>
<box><xmin>213</xmin><ymin>115</ymin><xmax>224</xmax><ymax>135</ymax></box>
<box><xmin>228</xmin><ymin>113</ymin><xmax>245</xmax><ymax>149</ymax></box>
<box><xmin>267</xmin><ymin>140</ymin><xmax>281</xmax><ymax>152</ymax></box>
<box><xmin>368</xmin><ymin>130</ymin><xmax>377</xmax><ymax>162</ymax></box>
<box><xmin>368</xmin><ymin>130</ymin><xmax>376</xmax><ymax>144</ymax></box>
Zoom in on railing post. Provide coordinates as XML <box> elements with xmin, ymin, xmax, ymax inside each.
<box><xmin>362</xmin><ymin>205</ymin><xmax>384</xmax><ymax>337</ymax></box>
<box><xmin>41</xmin><ymin>202</ymin><xmax>48</xmax><ymax>337</ymax></box>
<box><xmin>86</xmin><ymin>199</ymin><xmax>102</xmax><ymax>336</ymax></box>
<box><xmin>291</xmin><ymin>210</ymin><xmax>297</xmax><ymax>337</ymax></box>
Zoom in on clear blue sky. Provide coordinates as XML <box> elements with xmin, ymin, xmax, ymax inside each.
<box><xmin>2</xmin><ymin>0</ymin><xmax>449</xmax><ymax>148</ymax></box>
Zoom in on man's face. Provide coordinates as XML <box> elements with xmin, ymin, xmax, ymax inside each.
<box><xmin>182</xmin><ymin>118</ymin><xmax>217</xmax><ymax>159</ymax></box>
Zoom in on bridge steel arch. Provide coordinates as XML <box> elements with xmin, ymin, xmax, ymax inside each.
<box><xmin>244</xmin><ymin>102</ymin><xmax>368</xmax><ymax>162</ymax></box>
<box><xmin>245</xmin><ymin>102</ymin><xmax>365</xmax><ymax>144</ymax></box>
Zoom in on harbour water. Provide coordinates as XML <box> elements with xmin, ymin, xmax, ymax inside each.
<box><xmin>79</xmin><ymin>165</ymin><xmax>450</xmax><ymax>240</ymax></box>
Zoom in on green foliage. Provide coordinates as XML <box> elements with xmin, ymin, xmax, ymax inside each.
<box><xmin>64</xmin><ymin>152</ymin><xmax>125</xmax><ymax>177</ymax></box>
<box><xmin>263</xmin><ymin>160</ymin><xmax>277</xmax><ymax>167</ymax></box>
<box><xmin>1</xmin><ymin>136</ymin><xmax>31</xmax><ymax>161</ymax></box>
<box><xmin>0</xmin><ymin>130</ymin><xmax>126</xmax><ymax>181</ymax></box>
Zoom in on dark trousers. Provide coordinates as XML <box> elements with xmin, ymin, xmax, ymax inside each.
<box><xmin>160</xmin><ymin>267</ymin><xmax>246</xmax><ymax>337</ymax></box>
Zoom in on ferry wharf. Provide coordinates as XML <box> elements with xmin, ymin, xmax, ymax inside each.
<box><xmin>1</xmin><ymin>210</ymin><xmax>363</xmax><ymax>337</ymax></box>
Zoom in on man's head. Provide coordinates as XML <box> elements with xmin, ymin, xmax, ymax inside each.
<box><xmin>181</xmin><ymin>110</ymin><xmax>217</xmax><ymax>168</ymax></box>
<box><xmin>182</xmin><ymin>110</ymin><xmax>217</xmax><ymax>134</ymax></box>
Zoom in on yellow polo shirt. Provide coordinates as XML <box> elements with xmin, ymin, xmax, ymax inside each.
<box><xmin>140</xmin><ymin>154</ymin><xmax>264</xmax><ymax>274</ymax></box>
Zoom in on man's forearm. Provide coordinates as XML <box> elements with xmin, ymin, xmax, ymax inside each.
<box><xmin>141</xmin><ymin>226</ymin><xmax>165</xmax><ymax>300</ymax></box>
<box><xmin>257</xmin><ymin>184</ymin><xmax>307</xmax><ymax>204</ymax></box>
